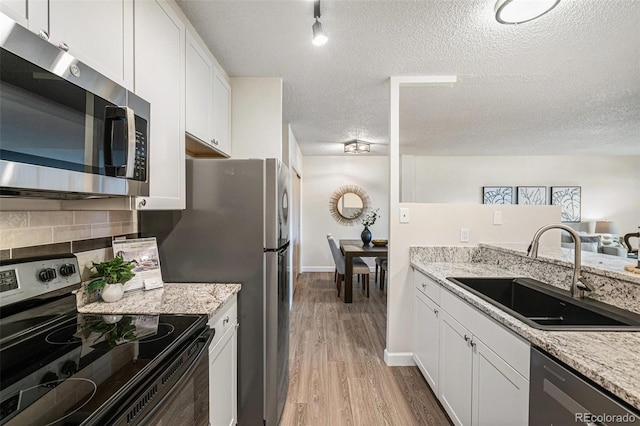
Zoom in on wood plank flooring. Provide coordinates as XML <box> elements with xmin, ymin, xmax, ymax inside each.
<box><xmin>280</xmin><ymin>273</ymin><xmax>452</xmax><ymax>426</ymax></box>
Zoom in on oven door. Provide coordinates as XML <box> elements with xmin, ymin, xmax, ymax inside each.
<box><xmin>92</xmin><ymin>328</ymin><xmax>215</xmax><ymax>426</ymax></box>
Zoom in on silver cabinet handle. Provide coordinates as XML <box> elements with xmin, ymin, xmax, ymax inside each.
<box><xmin>470</xmin><ymin>340</ymin><xmax>476</xmax><ymax>348</ymax></box>
<box><xmin>433</xmin><ymin>309</ymin><xmax>439</xmax><ymax>315</ymax></box>
<box><xmin>58</xmin><ymin>42</ymin><xmax>69</xmax><ymax>52</ymax></box>
<box><xmin>138</xmin><ymin>199</ymin><xmax>147</xmax><ymax>208</ymax></box>
<box><xmin>223</xmin><ymin>316</ymin><xmax>230</xmax><ymax>325</ymax></box>
<box><xmin>39</xmin><ymin>29</ymin><xmax>49</xmax><ymax>40</ymax></box>
<box><xmin>421</xmin><ymin>283</ymin><xmax>426</xmax><ymax>288</ymax></box>
<box><xmin>464</xmin><ymin>334</ymin><xmax>470</xmax><ymax>342</ymax></box>
<box><xmin>211</xmin><ymin>139</ymin><xmax>219</xmax><ymax>146</ymax></box>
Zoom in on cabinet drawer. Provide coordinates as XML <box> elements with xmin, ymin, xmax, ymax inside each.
<box><xmin>441</xmin><ymin>288</ymin><xmax>530</xmax><ymax>379</ymax></box>
<box><xmin>207</xmin><ymin>294</ymin><xmax>237</xmax><ymax>348</ymax></box>
<box><xmin>414</xmin><ymin>269</ymin><xmax>441</xmax><ymax>305</ymax></box>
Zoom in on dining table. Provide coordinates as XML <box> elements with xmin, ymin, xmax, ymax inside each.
<box><xmin>339</xmin><ymin>239</ymin><xmax>388</xmax><ymax>303</ymax></box>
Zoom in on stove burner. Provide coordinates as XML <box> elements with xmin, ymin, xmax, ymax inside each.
<box><xmin>2</xmin><ymin>378</ymin><xmax>96</xmax><ymax>426</ymax></box>
<box><xmin>44</xmin><ymin>320</ymin><xmax>114</xmax><ymax>345</ymax></box>
<box><xmin>135</xmin><ymin>323</ymin><xmax>175</xmax><ymax>343</ymax></box>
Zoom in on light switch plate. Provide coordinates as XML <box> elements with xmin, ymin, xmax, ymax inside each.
<box><xmin>493</xmin><ymin>211</ymin><xmax>502</xmax><ymax>225</ymax></box>
<box><xmin>400</xmin><ymin>207</ymin><xmax>410</xmax><ymax>223</ymax></box>
<box><xmin>460</xmin><ymin>228</ymin><xmax>469</xmax><ymax>242</ymax></box>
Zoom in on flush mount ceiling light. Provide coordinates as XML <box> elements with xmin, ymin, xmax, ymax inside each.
<box><xmin>312</xmin><ymin>0</ymin><xmax>328</xmax><ymax>46</ymax></box>
<box><xmin>344</xmin><ymin>140</ymin><xmax>371</xmax><ymax>154</ymax></box>
<box><xmin>495</xmin><ymin>0</ymin><xmax>560</xmax><ymax>24</ymax></box>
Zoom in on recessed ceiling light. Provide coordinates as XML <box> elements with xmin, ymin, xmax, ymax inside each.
<box><xmin>495</xmin><ymin>0</ymin><xmax>560</xmax><ymax>24</ymax></box>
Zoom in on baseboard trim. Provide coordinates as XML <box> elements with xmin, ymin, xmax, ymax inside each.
<box><xmin>384</xmin><ymin>349</ymin><xmax>416</xmax><ymax>366</ymax></box>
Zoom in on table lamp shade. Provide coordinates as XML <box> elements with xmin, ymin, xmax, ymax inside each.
<box><xmin>595</xmin><ymin>221</ymin><xmax>618</xmax><ymax>235</ymax></box>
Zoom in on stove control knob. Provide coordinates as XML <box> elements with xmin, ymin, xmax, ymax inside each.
<box><xmin>38</xmin><ymin>268</ymin><xmax>57</xmax><ymax>282</ymax></box>
<box><xmin>60</xmin><ymin>360</ymin><xmax>78</xmax><ymax>376</ymax></box>
<box><xmin>40</xmin><ymin>371</ymin><xmax>59</xmax><ymax>388</ymax></box>
<box><xmin>59</xmin><ymin>264</ymin><xmax>76</xmax><ymax>277</ymax></box>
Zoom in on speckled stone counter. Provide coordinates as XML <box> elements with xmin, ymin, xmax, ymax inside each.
<box><xmin>77</xmin><ymin>283</ymin><xmax>241</xmax><ymax>318</ymax></box>
<box><xmin>410</xmin><ymin>254</ymin><xmax>640</xmax><ymax>411</ymax></box>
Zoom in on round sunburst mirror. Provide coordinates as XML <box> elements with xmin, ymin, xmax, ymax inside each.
<box><xmin>329</xmin><ymin>185</ymin><xmax>371</xmax><ymax>226</ymax></box>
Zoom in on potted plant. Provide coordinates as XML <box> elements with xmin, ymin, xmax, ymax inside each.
<box><xmin>87</xmin><ymin>256</ymin><xmax>137</xmax><ymax>303</ymax></box>
<box><xmin>360</xmin><ymin>208</ymin><xmax>379</xmax><ymax>245</ymax></box>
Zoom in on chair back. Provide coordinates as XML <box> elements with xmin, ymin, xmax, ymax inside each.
<box><xmin>326</xmin><ymin>235</ymin><xmax>345</xmax><ymax>274</ymax></box>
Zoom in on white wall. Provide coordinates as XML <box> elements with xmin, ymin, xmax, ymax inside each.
<box><xmin>402</xmin><ymin>155</ymin><xmax>640</xmax><ymax>233</ymax></box>
<box><xmin>301</xmin><ymin>156</ymin><xmax>389</xmax><ymax>271</ymax></box>
<box><xmin>386</xmin><ymin>203</ymin><xmax>561</xmax><ymax>365</ymax></box>
<box><xmin>231</xmin><ymin>77</ymin><xmax>283</xmax><ymax>160</ymax></box>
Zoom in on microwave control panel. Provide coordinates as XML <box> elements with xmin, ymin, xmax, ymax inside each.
<box><xmin>134</xmin><ymin>116</ymin><xmax>147</xmax><ymax>181</ymax></box>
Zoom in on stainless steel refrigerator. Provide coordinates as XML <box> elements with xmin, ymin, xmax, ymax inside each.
<box><xmin>139</xmin><ymin>158</ymin><xmax>290</xmax><ymax>426</ymax></box>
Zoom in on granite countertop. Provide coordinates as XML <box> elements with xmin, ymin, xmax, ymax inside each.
<box><xmin>77</xmin><ymin>283</ymin><xmax>241</xmax><ymax>318</ymax></box>
<box><xmin>411</xmin><ymin>259</ymin><xmax>640</xmax><ymax>412</ymax></box>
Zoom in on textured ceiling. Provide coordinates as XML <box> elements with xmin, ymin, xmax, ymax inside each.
<box><xmin>177</xmin><ymin>0</ymin><xmax>640</xmax><ymax>156</ymax></box>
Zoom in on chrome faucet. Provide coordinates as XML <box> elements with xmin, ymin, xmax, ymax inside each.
<box><xmin>527</xmin><ymin>223</ymin><xmax>594</xmax><ymax>299</ymax></box>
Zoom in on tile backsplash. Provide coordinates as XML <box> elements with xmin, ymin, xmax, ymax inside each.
<box><xmin>0</xmin><ymin>210</ymin><xmax>137</xmax><ymax>257</ymax></box>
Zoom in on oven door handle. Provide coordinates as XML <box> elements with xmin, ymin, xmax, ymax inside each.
<box><xmin>140</xmin><ymin>329</ymin><xmax>215</xmax><ymax>421</ymax></box>
<box><xmin>543</xmin><ymin>379</ymin><xmax>604</xmax><ymax>426</ymax></box>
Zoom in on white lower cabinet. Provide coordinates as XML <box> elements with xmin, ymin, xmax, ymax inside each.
<box><xmin>412</xmin><ymin>269</ymin><xmax>530</xmax><ymax>426</ymax></box>
<box><xmin>413</xmin><ymin>290</ymin><xmax>440</xmax><ymax>392</ymax></box>
<box><xmin>208</xmin><ymin>295</ymin><xmax>238</xmax><ymax>426</ymax></box>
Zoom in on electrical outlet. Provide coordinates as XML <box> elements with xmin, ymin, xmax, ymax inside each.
<box><xmin>493</xmin><ymin>211</ymin><xmax>502</xmax><ymax>225</ymax></box>
<box><xmin>460</xmin><ymin>228</ymin><xmax>469</xmax><ymax>243</ymax></box>
<box><xmin>400</xmin><ymin>208</ymin><xmax>410</xmax><ymax>223</ymax></box>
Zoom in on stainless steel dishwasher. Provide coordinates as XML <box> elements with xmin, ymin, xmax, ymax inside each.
<box><xmin>530</xmin><ymin>348</ymin><xmax>639</xmax><ymax>425</ymax></box>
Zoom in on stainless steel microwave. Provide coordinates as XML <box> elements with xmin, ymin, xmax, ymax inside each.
<box><xmin>0</xmin><ymin>14</ymin><xmax>150</xmax><ymax>199</ymax></box>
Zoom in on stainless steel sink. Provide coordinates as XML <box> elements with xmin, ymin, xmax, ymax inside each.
<box><xmin>446</xmin><ymin>277</ymin><xmax>640</xmax><ymax>331</ymax></box>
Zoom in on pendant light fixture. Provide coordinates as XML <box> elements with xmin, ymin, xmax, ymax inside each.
<box><xmin>495</xmin><ymin>0</ymin><xmax>560</xmax><ymax>24</ymax></box>
<box><xmin>312</xmin><ymin>0</ymin><xmax>328</xmax><ymax>46</ymax></box>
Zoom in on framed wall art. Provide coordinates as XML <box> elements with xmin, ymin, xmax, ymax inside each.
<box><xmin>516</xmin><ymin>186</ymin><xmax>547</xmax><ymax>205</ymax></box>
<box><xmin>551</xmin><ymin>186</ymin><xmax>581</xmax><ymax>222</ymax></box>
<box><xmin>482</xmin><ymin>186</ymin><xmax>513</xmax><ymax>205</ymax></box>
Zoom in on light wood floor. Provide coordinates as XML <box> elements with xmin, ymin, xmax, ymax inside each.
<box><xmin>280</xmin><ymin>273</ymin><xmax>452</xmax><ymax>426</ymax></box>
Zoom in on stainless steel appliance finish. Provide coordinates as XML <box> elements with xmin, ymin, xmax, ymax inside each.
<box><xmin>0</xmin><ymin>13</ymin><xmax>150</xmax><ymax>199</ymax></box>
<box><xmin>530</xmin><ymin>348</ymin><xmax>639</xmax><ymax>425</ymax></box>
<box><xmin>139</xmin><ymin>158</ymin><xmax>290</xmax><ymax>425</ymax></box>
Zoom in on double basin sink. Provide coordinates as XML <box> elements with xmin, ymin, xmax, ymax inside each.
<box><xmin>446</xmin><ymin>277</ymin><xmax>640</xmax><ymax>331</ymax></box>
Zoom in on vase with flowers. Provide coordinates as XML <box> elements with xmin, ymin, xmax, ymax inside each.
<box><xmin>360</xmin><ymin>208</ymin><xmax>379</xmax><ymax>245</ymax></box>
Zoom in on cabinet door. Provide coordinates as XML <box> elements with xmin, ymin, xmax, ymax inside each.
<box><xmin>439</xmin><ymin>310</ymin><xmax>473</xmax><ymax>426</ymax></box>
<box><xmin>48</xmin><ymin>0</ymin><xmax>134</xmax><ymax>90</ymax></box>
<box><xmin>414</xmin><ymin>290</ymin><xmax>440</xmax><ymax>393</ymax></box>
<box><xmin>134</xmin><ymin>0</ymin><xmax>185</xmax><ymax>210</ymax></box>
<box><xmin>209</xmin><ymin>325</ymin><xmax>238</xmax><ymax>426</ymax></box>
<box><xmin>186</xmin><ymin>30</ymin><xmax>214</xmax><ymax>145</ymax></box>
<box><xmin>211</xmin><ymin>66</ymin><xmax>231</xmax><ymax>156</ymax></box>
<box><xmin>472</xmin><ymin>339</ymin><xmax>529</xmax><ymax>426</ymax></box>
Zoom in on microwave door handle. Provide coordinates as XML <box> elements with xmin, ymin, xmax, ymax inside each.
<box><xmin>104</xmin><ymin>106</ymin><xmax>136</xmax><ymax>178</ymax></box>
<box><xmin>123</xmin><ymin>106</ymin><xmax>136</xmax><ymax>179</ymax></box>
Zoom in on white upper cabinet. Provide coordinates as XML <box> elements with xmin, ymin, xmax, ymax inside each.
<box><xmin>185</xmin><ymin>28</ymin><xmax>231</xmax><ymax>157</ymax></box>
<box><xmin>134</xmin><ymin>0</ymin><xmax>186</xmax><ymax>210</ymax></box>
<box><xmin>211</xmin><ymin>65</ymin><xmax>231</xmax><ymax>155</ymax></box>
<box><xmin>1</xmin><ymin>0</ymin><xmax>134</xmax><ymax>90</ymax></box>
<box><xmin>186</xmin><ymin>30</ymin><xmax>214</xmax><ymax>145</ymax></box>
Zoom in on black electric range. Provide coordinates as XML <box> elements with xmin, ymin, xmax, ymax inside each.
<box><xmin>0</xmin><ymin>254</ymin><xmax>211</xmax><ymax>426</ymax></box>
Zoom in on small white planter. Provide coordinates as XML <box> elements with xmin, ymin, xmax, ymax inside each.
<box><xmin>101</xmin><ymin>283</ymin><xmax>124</xmax><ymax>303</ymax></box>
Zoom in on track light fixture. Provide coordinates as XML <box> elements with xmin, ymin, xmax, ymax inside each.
<box><xmin>312</xmin><ymin>0</ymin><xmax>328</xmax><ymax>46</ymax></box>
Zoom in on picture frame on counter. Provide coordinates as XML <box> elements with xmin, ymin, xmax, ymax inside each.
<box><xmin>516</xmin><ymin>186</ymin><xmax>547</xmax><ymax>205</ymax></box>
<box><xmin>112</xmin><ymin>237</ymin><xmax>165</xmax><ymax>291</ymax></box>
<box><xmin>482</xmin><ymin>186</ymin><xmax>514</xmax><ymax>205</ymax></box>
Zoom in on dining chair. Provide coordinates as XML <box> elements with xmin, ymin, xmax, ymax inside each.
<box><xmin>375</xmin><ymin>256</ymin><xmax>387</xmax><ymax>286</ymax></box>
<box><xmin>326</xmin><ymin>234</ymin><xmax>371</xmax><ymax>298</ymax></box>
<box><xmin>378</xmin><ymin>258</ymin><xmax>388</xmax><ymax>291</ymax></box>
